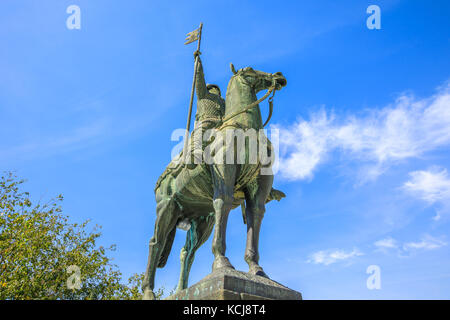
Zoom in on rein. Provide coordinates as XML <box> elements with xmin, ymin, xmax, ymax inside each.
<box><xmin>262</xmin><ymin>89</ymin><xmax>276</xmax><ymax>128</ymax></box>
<box><xmin>220</xmin><ymin>79</ymin><xmax>278</xmax><ymax>129</ymax></box>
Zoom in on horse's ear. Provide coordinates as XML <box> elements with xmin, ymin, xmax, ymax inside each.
<box><xmin>230</xmin><ymin>63</ymin><xmax>237</xmax><ymax>74</ymax></box>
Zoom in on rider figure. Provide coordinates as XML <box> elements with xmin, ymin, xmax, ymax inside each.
<box><xmin>190</xmin><ymin>50</ymin><xmax>225</xmax><ymax>165</ymax></box>
<box><xmin>155</xmin><ymin>51</ymin><xmax>225</xmax><ymax>191</ymax></box>
<box><xmin>193</xmin><ymin>50</ymin><xmax>225</xmax><ymax>123</ymax></box>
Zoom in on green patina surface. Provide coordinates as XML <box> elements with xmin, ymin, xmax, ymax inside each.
<box><xmin>142</xmin><ymin>50</ymin><xmax>288</xmax><ymax>300</ymax></box>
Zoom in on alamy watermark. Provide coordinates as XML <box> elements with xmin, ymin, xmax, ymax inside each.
<box><xmin>66</xmin><ymin>265</ymin><xmax>81</xmax><ymax>290</ymax></box>
<box><xmin>170</xmin><ymin>127</ymin><xmax>280</xmax><ymax>175</ymax></box>
<box><xmin>66</xmin><ymin>5</ymin><xmax>81</xmax><ymax>30</ymax></box>
<box><xmin>366</xmin><ymin>265</ymin><xmax>381</xmax><ymax>290</ymax></box>
<box><xmin>366</xmin><ymin>5</ymin><xmax>381</xmax><ymax>30</ymax></box>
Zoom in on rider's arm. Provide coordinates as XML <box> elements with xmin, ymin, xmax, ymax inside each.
<box><xmin>195</xmin><ymin>56</ymin><xmax>207</xmax><ymax>99</ymax></box>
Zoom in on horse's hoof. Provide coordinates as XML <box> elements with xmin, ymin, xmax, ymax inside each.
<box><xmin>175</xmin><ymin>283</ymin><xmax>187</xmax><ymax>294</ymax></box>
<box><xmin>212</xmin><ymin>256</ymin><xmax>235</xmax><ymax>272</ymax></box>
<box><xmin>142</xmin><ymin>288</ymin><xmax>156</xmax><ymax>300</ymax></box>
<box><xmin>248</xmin><ymin>265</ymin><xmax>269</xmax><ymax>279</ymax></box>
<box><xmin>175</xmin><ymin>287</ymin><xmax>183</xmax><ymax>294</ymax></box>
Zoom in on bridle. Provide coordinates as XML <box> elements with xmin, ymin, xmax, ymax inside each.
<box><xmin>220</xmin><ymin>75</ymin><xmax>279</xmax><ymax>129</ymax></box>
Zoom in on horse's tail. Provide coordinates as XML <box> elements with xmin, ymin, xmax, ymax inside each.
<box><xmin>266</xmin><ymin>188</ymin><xmax>286</xmax><ymax>203</ymax></box>
<box><xmin>239</xmin><ymin>188</ymin><xmax>285</xmax><ymax>224</ymax></box>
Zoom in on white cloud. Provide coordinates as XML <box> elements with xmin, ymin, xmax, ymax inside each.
<box><xmin>374</xmin><ymin>237</ymin><xmax>398</xmax><ymax>250</ymax></box>
<box><xmin>373</xmin><ymin>235</ymin><xmax>447</xmax><ymax>256</ymax></box>
<box><xmin>403</xmin><ymin>235</ymin><xmax>447</xmax><ymax>251</ymax></box>
<box><xmin>276</xmin><ymin>82</ymin><xmax>450</xmax><ymax>181</ymax></box>
<box><xmin>403</xmin><ymin>167</ymin><xmax>450</xmax><ymax>203</ymax></box>
<box><xmin>307</xmin><ymin>248</ymin><xmax>363</xmax><ymax>266</ymax></box>
<box><xmin>403</xmin><ymin>167</ymin><xmax>450</xmax><ymax>220</ymax></box>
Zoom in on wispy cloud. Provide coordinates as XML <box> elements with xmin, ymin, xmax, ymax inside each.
<box><xmin>374</xmin><ymin>234</ymin><xmax>447</xmax><ymax>256</ymax></box>
<box><xmin>276</xmin><ymin>82</ymin><xmax>450</xmax><ymax>182</ymax></box>
<box><xmin>307</xmin><ymin>248</ymin><xmax>363</xmax><ymax>266</ymax></box>
<box><xmin>403</xmin><ymin>235</ymin><xmax>448</xmax><ymax>252</ymax></box>
<box><xmin>403</xmin><ymin>167</ymin><xmax>450</xmax><ymax>220</ymax></box>
<box><xmin>374</xmin><ymin>237</ymin><xmax>399</xmax><ymax>251</ymax></box>
<box><xmin>0</xmin><ymin>119</ymin><xmax>111</xmax><ymax>163</ymax></box>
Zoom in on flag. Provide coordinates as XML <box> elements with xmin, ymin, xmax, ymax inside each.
<box><xmin>184</xmin><ymin>28</ymin><xmax>200</xmax><ymax>45</ymax></box>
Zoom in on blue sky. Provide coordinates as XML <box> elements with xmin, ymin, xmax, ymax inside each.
<box><xmin>1</xmin><ymin>0</ymin><xmax>450</xmax><ymax>299</ymax></box>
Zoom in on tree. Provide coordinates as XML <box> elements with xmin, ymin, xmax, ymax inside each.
<box><xmin>0</xmin><ymin>172</ymin><xmax>164</xmax><ymax>300</ymax></box>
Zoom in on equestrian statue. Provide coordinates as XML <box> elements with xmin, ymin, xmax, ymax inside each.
<box><xmin>142</xmin><ymin>24</ymin><xmax>287</xmax><ymax>300</ymax></box>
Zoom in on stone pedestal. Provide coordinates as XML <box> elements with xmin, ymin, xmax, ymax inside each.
<box><xmin>165</xmin><ymin>268</ymin><xmax>302</xmax><ymax>300</ymax></box>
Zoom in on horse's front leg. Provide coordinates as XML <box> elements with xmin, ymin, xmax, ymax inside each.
<box><xmin>211</xmin><ymin>164</ymin><xmax>236</xmax><ymax>271</ymax></box>
<box><xmin>244</xmin><ymin>174</ymin><xmax>273</xmax><ymax>278</ymax></box>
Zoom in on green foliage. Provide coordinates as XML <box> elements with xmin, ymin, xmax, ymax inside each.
<box><xmin>0</xmin><ymin>172</ymin><xmax>162</xmax><ymax>300</ymax></box>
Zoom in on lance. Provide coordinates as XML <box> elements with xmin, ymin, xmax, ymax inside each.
<box><xmin>183</xmin><ymin>22</ymin><xmax>203</xmax><ymax>163</ymax></box>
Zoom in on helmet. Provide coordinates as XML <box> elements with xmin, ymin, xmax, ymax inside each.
<box><xmin>206</xmin><ymin>84</ymin><xmax>220</xmax><ymax>94</ymax></box>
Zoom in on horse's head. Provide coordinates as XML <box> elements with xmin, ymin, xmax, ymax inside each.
<box><xmin>230</xmin><ymin>63</ymin><xmax>287</xmax><ymax>93</ymax></box>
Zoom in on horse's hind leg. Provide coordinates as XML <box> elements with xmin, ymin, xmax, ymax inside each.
<box><xmin>157</xmin><ymin>226</ymin><xmax>176</xmax><ymax>268</ymax></box>
<box><xmin>177</xmin><ymin>214</ymin><xmax>214</xmax><ymax>292</ymax></box>
<box><xmin>142</xmin><ymin>197</ymin><xmax>179</xmax><ymax>300</ymax></box>
<box><xmin>244</xmin><ymin>174</ymin><xmax>273</xmax><ymax>278</ymax></box>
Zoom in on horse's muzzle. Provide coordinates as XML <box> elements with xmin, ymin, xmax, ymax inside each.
<box><xmin>273</xmin><ymin>72</ymin><xmax>287</xmax><ymax>88</ymax></box>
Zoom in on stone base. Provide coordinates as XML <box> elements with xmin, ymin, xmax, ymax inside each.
<box><xmin>165</xmin><ymin>268</ymin><xmax>302</xmax><ymax>300</ymax></box>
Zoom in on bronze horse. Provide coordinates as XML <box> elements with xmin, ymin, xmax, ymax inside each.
<box><xmin>142</xmin><ymin>64</ymin><xmax>287</xmax><ymax>299</ymax></box>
